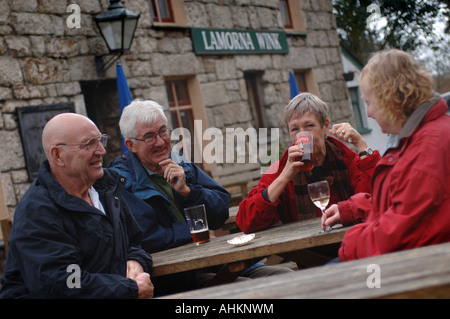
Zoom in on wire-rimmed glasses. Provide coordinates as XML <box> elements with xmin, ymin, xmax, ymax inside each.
<box><xmin>56</xmin><ymin>134</ymin><xmax>108</xmax><ymax>151</ymax></box>
<box><xmin>131</xmin><ymin>127</ymin><xmax>171</xmax><ymax>146</ymax></box>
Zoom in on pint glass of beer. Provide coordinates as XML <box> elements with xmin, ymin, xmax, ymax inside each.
<box><xmin>295</xmin><ymin>131</ymin><xmax>314</xmax><ymax>171</ymax></box>
<box><xmin>184</xmin><ymin>204</ymin><xmax>210</xmax><ymax>245</ymax></box>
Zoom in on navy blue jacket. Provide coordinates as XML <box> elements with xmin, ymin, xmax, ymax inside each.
<box><xmin>109</xmin><ymin>151</ymin><xmax>230</xmax><ymax>254</ymax></box>
<box><xmin>0</xmin><ymin>161</ymin><xmax>153</xmax><ymax>299</ymax></box>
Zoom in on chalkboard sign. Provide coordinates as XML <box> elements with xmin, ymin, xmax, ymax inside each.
<box><xmin>16</xmin><ymin>103</ymin><xmax>75</xmax><ymax>181</ymax></box>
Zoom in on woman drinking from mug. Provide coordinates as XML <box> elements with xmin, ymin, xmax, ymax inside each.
<box><xmin>236</xmin><ymin>92</ymin><xmax>381</xmax><ymax>234</ymax></box>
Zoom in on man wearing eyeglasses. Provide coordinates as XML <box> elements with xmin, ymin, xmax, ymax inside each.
<box><xmin>110</xmin><ymin>100</ymin><xmax>292</xmax><ymax>297</ymax></box>
<box><xmin>108</xmin><ymin>100</ymin><xmax>229</xmax><ymax>296</ymax></box>
<box><xmin>0</xmin><ymin>113</ymin><xmax>154</xmax><ymax>299</ymax></box>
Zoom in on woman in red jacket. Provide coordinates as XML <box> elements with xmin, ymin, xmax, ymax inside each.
<box><xmin>323</xmin><ymin>49</ymin><xmax>450</xmax><ymax>261</ymax></box>
<box><xmin>236</xmin><ymin>93</ymin><xmax>380</xmax><ymax>234</ymax></box>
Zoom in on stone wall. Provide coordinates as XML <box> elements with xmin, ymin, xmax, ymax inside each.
<box><xmin>0</xmin><ymin>0</ymin><xmax>352</xmax><ymax>217</ymax></box>
<box><xmin>0</xmin><ymin>0</ymin><xmax>111</xmax><ymax>216</ymax></box>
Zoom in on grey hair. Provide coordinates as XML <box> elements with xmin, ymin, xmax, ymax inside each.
<box><xmin>119</xmin><ymin>99</ymin><xmax>168</xmax><ymax>140</ymax></box>
<box><xmin>284</xmin><ymin>92</ymin><xmax>329</xmax><ymax>127</ymax></box>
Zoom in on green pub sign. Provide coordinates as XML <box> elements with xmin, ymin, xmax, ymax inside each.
<box><xmin>191</xmin><ymin>28</ymin><xmax>289</xmax><ymax>55</ymax></box>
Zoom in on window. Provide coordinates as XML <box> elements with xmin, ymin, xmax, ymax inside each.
<box><xmin>279</xmin><ymin>0</ymin><xmax>306</xmax><ymax>32</ymax></box>
<box><xmin>244</xmin><ymin>72</ymin><xmax>267</xmax><ymax>131</ymax></box>
<box><xmin>349</xmin><ymin>88</ymin><xmax>363</xmax><ymax>130</ymax></box>
<box><xmin>150</xmin><ymin>0</ymin><xmax>174</xmax><ymax>23</ymax></box>
<box><xmin>166</xmin><ymin>79</ymin><xmax>194</xmax><ymax>158</ymax></box>
<box><xmin>149</xmin><ymin>0</ymin><xmax>187</xmax><ymax>26</ymax></box>
<box><xmin>280</xmin><ymin>0</ymin><xmax>293</xmax><ymax>29</ymax></box>
<box><xmin>165</xmin><ymin>78</ymin><xmax>206</xmax><ymax>169</ymax></box>
<box><xmin>294</xmin><ymin>72</ymin><xmax>307</xmax><ymax>93</ymax></box>
<box><xmin>349</xmin><ymin>87</ymin><xmax>371</xmax><ymax>134</ymax></box>
<box><xmin>292</xmin><ymin>69</ymin><xmax>320</xmax><ymax>96</ymax></box>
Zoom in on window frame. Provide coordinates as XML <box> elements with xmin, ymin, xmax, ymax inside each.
<box><xmin>150</xmin><ymin>0</ymin><xmax>175</xmax><ymax>23</ymax></box>
<box><xmin>165</xmin><ymin>78</ymin><xmax>207</xmax><ymax>169</ymax></box>
<box><xmin>149</xmin><ymin>0</ymin><xmax>187</xmax><ymax>27</ymax></box>
<box><xmin>348</xmin><ymin>86</ymin><xmax>372</xmax><ymax>134</ymax></box>
<box><xmin>279</xmin><ymin>0</ymin><xmax>306</xmax><ymax>33</ymax></box>
<box><xmin>292</xmin><ymin>69</ymin><xmax>320</xmax><ymax>97</ymax></box>
<box><xmin>279</xmin><ymin>0</ymin><xmax>293</xmax><ymax>29</ymax></box>
<box><xmin>244</xmin><ymin>71</ymin><xmax>267</xmax><ymax>131</ymax></box>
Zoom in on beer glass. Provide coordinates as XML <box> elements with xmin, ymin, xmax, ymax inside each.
<box><xmin>295</xmin><ymin>131</ymin><xmax>314</xmax><ymax>171</ymax></box>
<box><xmin>307</xmin><ymin>180</ymin><xmax>332</xmax><ymax>233</ymax></box>
<box><xmin>184</xmin><ymin>204</ymin><xmax>210</xmax><ymax>245</ymax></box>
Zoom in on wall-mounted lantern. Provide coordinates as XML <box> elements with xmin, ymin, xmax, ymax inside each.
<box><xmin>94</xmin><ymin>0</ymin><xmax>140</xmax><ymax>77</ymax></box>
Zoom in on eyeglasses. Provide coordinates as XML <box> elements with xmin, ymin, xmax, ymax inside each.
<box><xmin>56</xmin><ymin>134</ymin><xmax>108</xmax><ymax>151</ymax></box>
<box><xmin>131</xmin><ymin>127</ymin><xmax>171</xmax><ymax>146</ymax></box>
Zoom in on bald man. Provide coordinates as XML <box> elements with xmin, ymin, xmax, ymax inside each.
<box><xmin>0</xmin><ymin>113</ymin><xmax>154</xmax><ymax>299</ymax></box>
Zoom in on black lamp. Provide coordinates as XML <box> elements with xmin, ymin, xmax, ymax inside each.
<box><xmin>94</xmin><ymin>0</ymin><xmax>140</xmax><ymax>76</ymax></box>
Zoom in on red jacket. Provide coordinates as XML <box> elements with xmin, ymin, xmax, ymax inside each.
<box><xmin>339</xmin><ymin>97</ymin><xmax>450</xmax><ymax>261</ymax></box>
<box><xmin>236</xmin><ymin>137</ymin><xmax>380</xmax><ymax>233</ymax></box>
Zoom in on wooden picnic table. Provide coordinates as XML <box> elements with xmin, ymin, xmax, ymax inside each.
<box><xmin>151</xmin><ymin>217</ymin><xmax>349</xmax><ymax>285</ymax></box>
<box><xmin>161</xmin><ymin>241</ymin><xmax>450</xmax><ymax>299</ymax></box>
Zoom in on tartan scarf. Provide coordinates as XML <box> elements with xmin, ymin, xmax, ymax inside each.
<box><xmin>293</xmin><ymin>138</ymin><xmax>353</xmax><ymax>220</ymax></box>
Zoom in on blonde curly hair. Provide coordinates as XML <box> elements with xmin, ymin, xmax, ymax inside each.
<box><xmin>360</xmin><ymin>49</ymin><xmax>434</xmax><ymax>127</ymax></box>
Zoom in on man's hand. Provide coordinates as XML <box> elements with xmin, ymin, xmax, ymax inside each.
<box><xmin>134</xmin><ymin>272</ymin><xmax>154</xmax><ymax>299</ymax></box>
<box><xmin>159</xmin><ymin>159</ymin><xmax>191</xmax><ymax>196</ymax></box>
<box><xmin>126</xmin><ymin>260</ymin><xmax>153</xmax><ymax>299</ymax></box>
<box><xmin>126</xmin><ymin>260</ymin><xmax>144</xmax><ymax>280</ymax></box>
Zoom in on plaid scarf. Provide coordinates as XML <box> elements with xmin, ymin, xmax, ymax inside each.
<box><xmin>293</xmin><ymin>138</ymin><xmax>353</xmax><ymax>219</ymax></box>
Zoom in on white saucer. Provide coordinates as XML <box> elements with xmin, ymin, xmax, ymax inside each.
<box><xmin>227</xmin><ymin>233</ymin><xmax>255</xmax><ymax>246</ymax></box>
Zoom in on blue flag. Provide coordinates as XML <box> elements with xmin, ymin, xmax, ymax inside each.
<box><xmin>289</xmin><ymin>71</ymin><xmax>300</xmax><ymax>99</ymax></box>
<box><xmin>116</xmin><ymin>61</ymin><xmax>132</xmax><ymax>153</ymax></box>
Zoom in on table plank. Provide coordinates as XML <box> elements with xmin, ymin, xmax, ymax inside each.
<box><xmin>151</xmin><ymin>218</ymin><xmax>348</xmax><ymax>277</ymax></box>
<box><xmin>160</xmin><ymin>242</ymin><xmax>450</xmax><ymax>299</ymax></box>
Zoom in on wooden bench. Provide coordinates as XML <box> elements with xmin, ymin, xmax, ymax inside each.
<box><xmin>0</xmin><ymin>220</ymin><xmax>12</xmax><ymax>256</ymax></box>
<box><xmin>211</xmin><ymin>164</ymin><xmax>262</xmax><ymax>235</ymax></box>
<box><xmin>212</xmin><ymin>206</ymin><xmax>240</xmax><ymax>237</ymax></box>
<box><xmin>0</xmin><ymin>175</ymin><xmax>12</xmax><ymax>256</ymax></box>
<box><xmin>212</xmin><ymin>163</ymin><xmax>261</xmax><ymax>206</ymax></box>
<box><xmin>160</xmin><ymin>242</ymin><xmax>450</xmax><ymax>299</ymax></box>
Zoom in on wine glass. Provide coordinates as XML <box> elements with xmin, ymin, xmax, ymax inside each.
<box><xmin>307</xmin><ymin>180</ymin><xmax>332</xmax><ymax>233</ymax></box>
